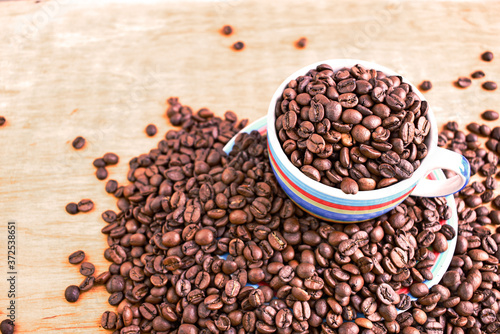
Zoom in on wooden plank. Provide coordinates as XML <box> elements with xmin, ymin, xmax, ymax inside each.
<box><xmin>0</xmin><ymin>0</ymin><xmax>499</xmax><ymax>332</ymax></box>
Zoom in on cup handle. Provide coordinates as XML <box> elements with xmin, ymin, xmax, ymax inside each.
<box><xmin>411</xmin><ymin>147</ymin><xmax>470</xmax><ymax>197</ymax></box>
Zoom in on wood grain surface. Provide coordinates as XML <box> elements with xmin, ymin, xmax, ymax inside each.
<box><xmin>0</xmin><ymin>0</ymin><xmax>499</xmax><ymax>332</ymax></box>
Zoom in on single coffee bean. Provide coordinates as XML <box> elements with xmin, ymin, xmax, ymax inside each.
<box><xmin>101</xmin><ymin>311</ymin><xmax>117</xmax><ymax>330</ymax></box>
<box><xmin>80</xmin><ymin>262</ymin><xmax>95</xmax><ymax>276</ymax></box>
<box><xmin>65</xmin><ymin>285</ymin><xmax>80</xmax><ymax>302</ymax></box>
<box><xmin>0</xmin><ymin>320</ymin><xmax>14</xmax><ymax>334</ymax></box>
<box><xmin>77</xmin><ymin>199</ymin><xmax>94</xmax><ymax>212</ymax></box>
<box><xmin>222</xmin><ymin>25</ymin><xmax>233</xmax><ymax>35</ymax></box>
<box><xmin>419</xmin><ymin>80</ymin><xmax>432</xmax><ymax>91</ymax></box>
<box><xmin>65</xmin><ymin>202</ymin><xmax>79</xmax><ymax>215</ymax></box>
<box><xmin>341</xmin><ymin>177</ymin><xmax>359</xmax><ymax>195</ymax></box>
<box><xmin>481</xmin><ymin>51</ymin><xmax>494</xmax><ymax>61</ymax></box>
<box><xmin>79</xmin><ymin>276</ymin><xmax>95</xmax><ymax>292</ymax></box>
<box><xmin>68</xmin><ymin>250</ymin><xmax>85</xmax><ymax>264</ymax></box>
<box><xmin>483</xmin><ymin>81</ymin><xmax>497</xmax><ymax>91</ymax></box>
<box><xmin>96</xmin><ymin>167</ymin><xmax>108</xmax><ymax>180</ymax></box>
<box><xmin>102</xmin><ymin>153</ymin><xmax>119</xmax><ymax>165</ymax></box>
<box><xmin>471</xmin><ymin>70</ymin><xmax>485</xmax><ymax>79</ymax></box>
<box><xmin>482</xmin><ymin>110</ymin><xmax>499</xmax><ymax>121</ymax></box>
<box><xmin>145</xmin><ymin>124</ymin><xmax>157</xmax><ymax>136</ymax></box>
<box><xmin>456</xmin><ymin>77</ymin><xmax>472</xmax><ymax>88</ymax></box>
<box><xmin>296</xmin><ymin>37</ymin><xmax>307</xmax><ymax>48</ymax></box>
<box><xmin>72</xmin><ymin>136</ymin><xmax>86</xmax><ymax>149</ymax></box>
<box><xmin>232</xmin><ymin>41</ymin><xmax>245</xmax><ymax>51</ymax></box>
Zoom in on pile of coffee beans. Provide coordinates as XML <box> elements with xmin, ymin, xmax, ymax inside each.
<box><xmin>59</xmin><ymin>98</ymin><xmax>500</xmax><ymax>334</ymax></box>
<box><xmin>274</xmin><ymin>64</ymin><xmax>431</xmax><ymax>194</ymax></box>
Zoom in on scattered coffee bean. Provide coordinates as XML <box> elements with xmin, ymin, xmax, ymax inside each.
<box><xmin>222</xmin><ymin>25</ymin><xmax>233</xmax><ymax>36</ymax></box>
<box><xmin>72</xmin><ymin>136</ymin><xmax>86</xmax><ymax>149</ymax></box>
<box><xmin>79</xmin><ymin>262</ymin><xmax>95</xmax><ymax>276</ymax></box>
<box><xmin>77</xmin><ymin>199</ymin><xmax>94</xmax><ymax>212</ymax></box>
<box><xmin>65</xmin><ymin>202</ymin><xmax>79</xmax><ymax>215</ymax></box>
<box><xmin>232</xmin><ymin>41</ymin><xmax>244</xmax><ymax>51</ymax></box>
<box><xmin>145</xmin><ymin>124</ymin><xmax>157</xmax><ymax>136</ymax></box>
<box><xmin>65</xmin><ymin>285</ymin><xmax>80</xmax><ymax>302</ymax></box>
<box><xmin>481</xmin><ymin>51</ymin><xmax>494</xmax><ymax>61</ymax></box>
<box><xmin>419</xmin><ymin>80</ymin><xmax>432</xmax><ymax>91</ymax></box>
<box><xmin>456</xmin><ymin>77</ymin><xmax>472</xmax><ymax>88</ymax></box>
<box><xmin>296</xmin><ymin>37</ymin><xmax>307</xmax><ymax>49</ymax></box>
<box><xmin>482</xmin><ymin>110</ymin><xmax>499</xmax><ymax>121</ymax></box>
<box><xmin>471</xmin><ymin>70</ymin><xmax>486</xmax><ymax>79</ymax></box>
<box><xmin>68</xmin><ymin>250</ymin><xmax>85</xmax><ymax>264</ymax></box>
<box><xmin>483</xmin><ymin>81</ymin><xmax>498</xmax><ymax>91</ymax></box>
<box><xmin>0</xmin><ymin>116</ymin><xmax>6</xmax><ymax>127</ymax></box>
<box><xmin>95</xmin><ymin>167</ymin><xmax>108</xmax><ymax>180</ymax></box>
<box><xmin>102</xmin><ymin>153</ymin><xmax>119</xmax><ymax>165</ymax></box>
<box><xmin>0</xmin><ymin>320</ymin><xmax>14</xmax><ymax>334</ymax></box>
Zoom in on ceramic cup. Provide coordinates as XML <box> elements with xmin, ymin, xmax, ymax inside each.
<box><xmin>266</xmin><ymin>59</ymin><xmax>470</xmax><ymax>223</ymax></box>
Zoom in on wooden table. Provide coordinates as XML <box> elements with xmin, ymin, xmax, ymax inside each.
<box><xmin>0</xmin><ymin>0</ymin><xmax>499</xmax><ymax>332</ymax></box>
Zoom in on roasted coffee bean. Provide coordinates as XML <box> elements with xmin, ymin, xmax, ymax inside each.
<box><xmin>72</xmin><ymin>136</ymin><xmax>86</xmax><ymax>149</ymax></box>
<box><xmin>65</xmin><ymin>202</ymin><xmax>79</xmax><ymax>215</ymax></box>
<box><xmin>471</xmin><ymin>70</ymin><xmax>485</xmax><ymax>78</ymax></box>
<box><xmin>96</xmin><ymin>167</ymin><xmax>108</xmax><ymax>180</ymax></box>
<box><xmin>232</xmin><ymin>41</ymin><xmax>245</xmax><ymax>51</ymax></box>
<box><xmin>65</xmin><ymin>285</ymin><xmax>80</xmax><ymax>302</ymax></box>
<box><xmin>68</xmin><ymin>250</ymin><xmax>85</xmax><ymax>264</ymax></box>
<box><xmin>341</xmin><ymin>177</ymin><xmax>359</xmax><ymax>195</ymax></box>
<box><xmin>0</xmin><ymin>320</ymin><xmax>14</xmax><ymax>334</ymax></box>
<box><xmin>482</xmin><ymin>110</ymin><xmax>499</xmax><ymax>121</ymax></box>
<box><xmin>222</xmin><ymin>25</ymin><xmax>233</xmax><ymax>35</ymax></box>
<box><xmin>481</xmin><ymin>51</ymin><xmax>494</xmax><ymax>61</ymax></box>
<box><xmin>456</xmin><ymin>77</ymin><xmax>472</xmax><ymax>88</ymax></box>
<box><xmin>145</xmin><ymin>124</ymin><xmax>157</xmax><ymax>136</ymax></box>
<box><xmin>101</xmin><ymin>311</ymin><xmax>117</xmax><ymax>330</ymax></box>
<box><xmin>80</xmin><ymin>262</ymin><xmax>95</xmax><ymax>276</ymax></box>
<box><xmin>483</xmin><ymin>81</ymin><xmax>498</xmax><ymax>91</ymax></box>
<box><xmin>296</xmin><ymin>37</ymin><xmax>307</xmax><ymax>48</ymax></box>
<box><xmin>102</xmin><ymin>152</ymin><xmax>119</xmax><ymax>165</ymax></box>
<box><xmin>419</xmin><ymin>80</ymin><xmax>432</xmax><ymax>91</ymax></box>
<box><xmin>77</xmin><ymin>199</ymin><xmax>94</xmax><ymax>212</ymax></box>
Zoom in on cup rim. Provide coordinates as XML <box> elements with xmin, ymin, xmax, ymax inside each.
<box><xmin>267</xmin><ymin>59</ymin><xmax>439</xmax><ymax>201</ymax></box>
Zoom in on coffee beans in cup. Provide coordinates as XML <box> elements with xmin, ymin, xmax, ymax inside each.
<box><xmin>275</xmin><ymin>64</ymin><xmax>431</xmax><ymax>194</ymax></box>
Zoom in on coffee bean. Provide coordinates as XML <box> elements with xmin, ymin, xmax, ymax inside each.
<box><xmin>101</xmin><ymin>311</ymin><xmax>117</xmax><ymax>330</ymax></box>
<box><xmin>145</xmin><ymin>124</ymin><xmax>157</xmax><ymax>136</ymax></box>
<box><xmin>65</xmin><ymin>202</ymin><xmax>79</xmax><ymax>215</ymax></box>
<box><xmin>456</xmin><ymin>77</ymin><xmax>472</xmax><ymax>88</ymax></box>
<box><xmin>102</xmin><ymin>152</ymin><xmax>119</xmax><ymax>165</ymax></box>
<box><xmin>481</xmin><ymin>51</ymin><xmax>494</xmax><ymax>61</ymax></box>
<box><xmin>96</xmin><ymin>167</ymin><xmax>108</xmax><ymax>180</ymax></box>
<box><xmin>419</xmin><ymin>80</ymin><xmax>432</xmax><ymax>91</ymax></box>
<box><xmin>341</xmin><ymin>177</ymin><xmax>359</xmax><ymax>195</ymax></box>
<box><xmin>77</xmin><ymin>199</ymin><xmax>94</xmax><ymax>212</ymax></box>
<box><xmin>296</xmin><ymin>37</ymin><xmax>307</xmax><ymax>48</ymax></box>
<box><xmin>65</xmin><ymin>285</ymin><xmax>80</xmax><ymax>302</ymax></box>
<box><xmin>68</xmin><ymin>250</ymin><xmax>85</xmax><ymax>264</ymax></box>
<box><xmin>482</xmin><ymin>110</ymin><xmax>499</xmax><ymax>121</ymax></box>
<box><xmin>0</xmin><ymin>320</ymin><xmax>14</xmax><ymax>334</ymax></box>
<box><xmin>72</xmin><ymin>136</ymin><xmax>86</xmax><ymax>149</ymax></box>
<box><xmin>80</xmin><ymin>262</ymin><xmax>95</xmax><ymax>276</ymax></box>
<box><xmin>377</xmin><ymin>283</ymin><xmax>398</xmax><ymax>305</ymax></box>
<box><xmin>471</xmin><ymin>70</ymin><xmax>485</xmax><ymax>79</ymax></box>
<box><xmin>79</xmin><ymin>276</ymin><xmax>95</xmax><ymax>292</ymax></box>
<box><xmin>483</xmin><ymin>81</ymin><xmax>497</xmax><ymax>91</ymax></box>
<box><xmin>232</xmin><ymin>41</ymin><xmax>245</xmax><ymax>51</ymax></box>
<box><xmin>222</xmin><ymin>25</ymin><xmax>233</xmax><ymax>35</ymax></box>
